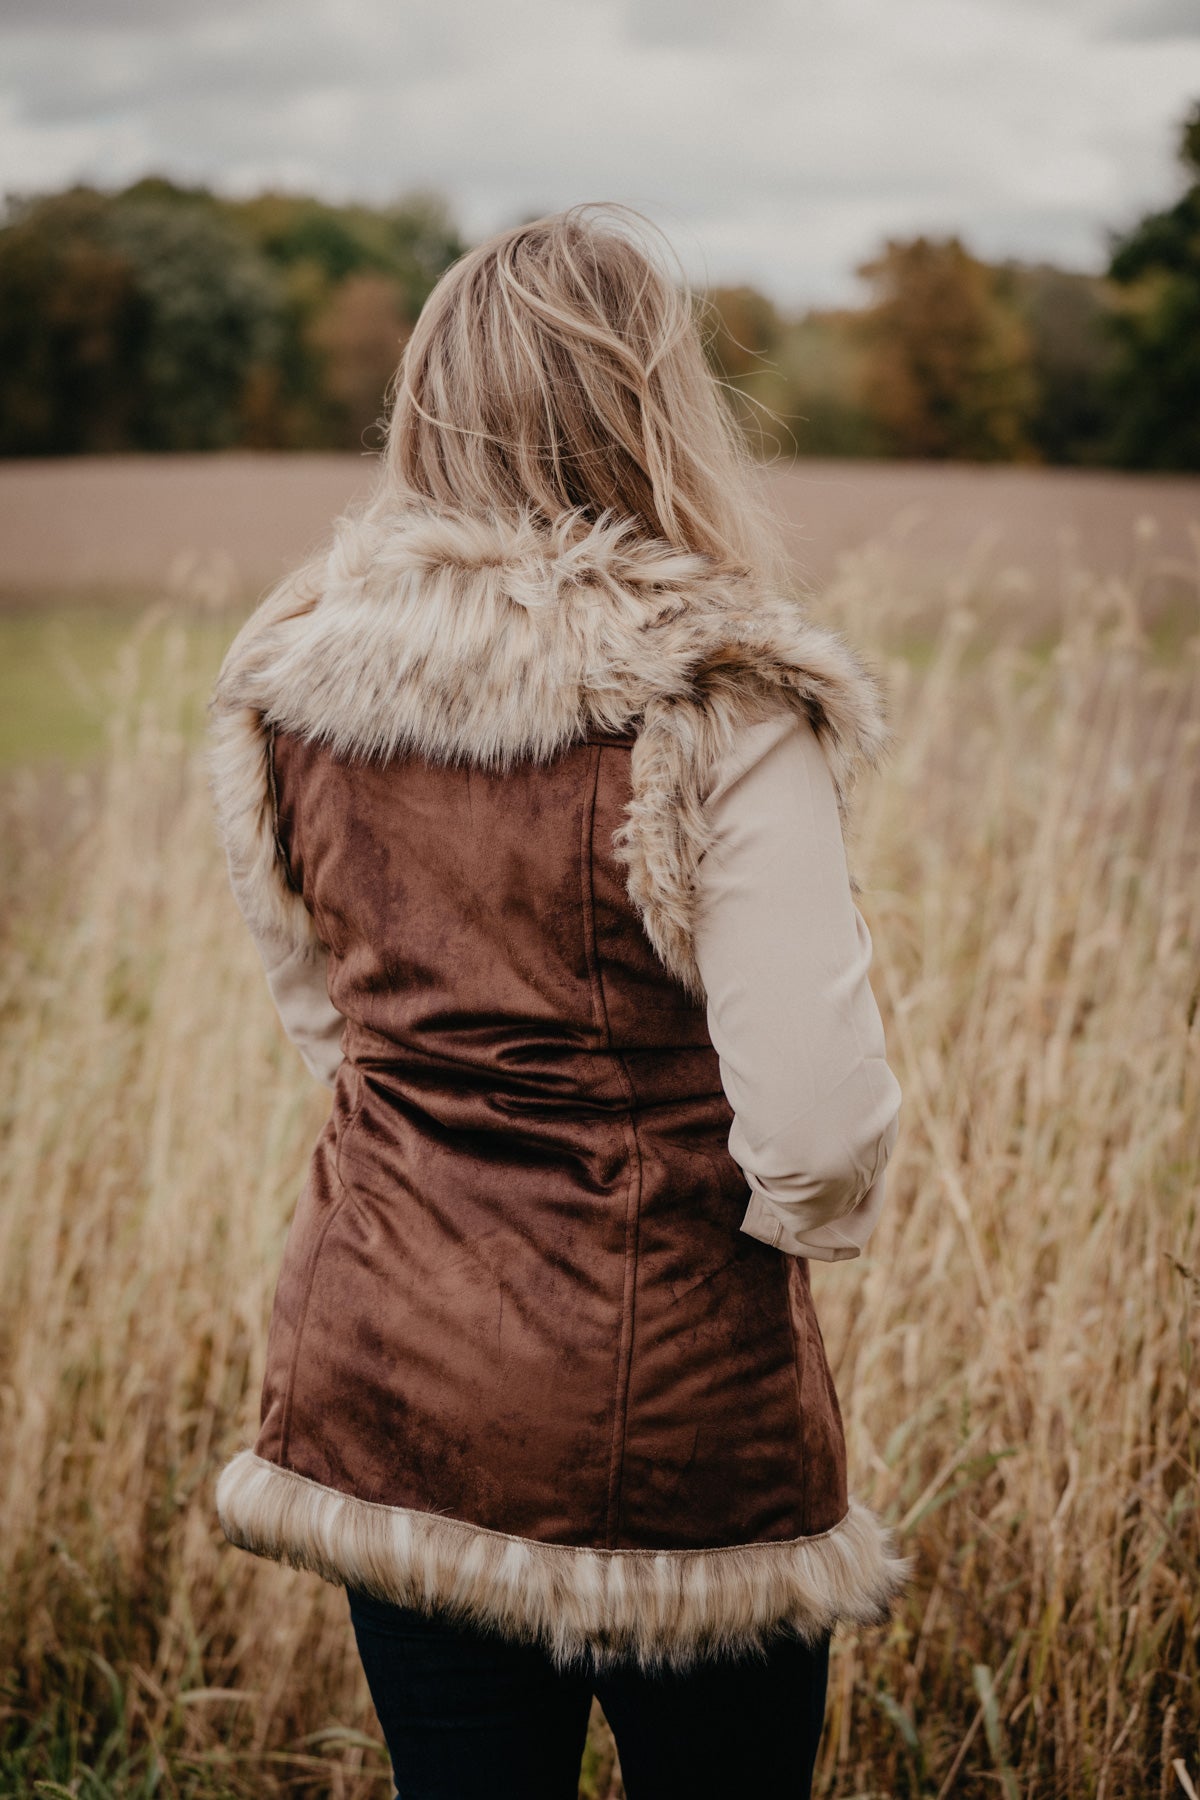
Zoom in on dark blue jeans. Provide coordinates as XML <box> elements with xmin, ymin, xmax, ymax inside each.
<box><xmin>347</xmin><ymin>1587</ymin><xmax>830</xmax><ymax>1800</ymax></box>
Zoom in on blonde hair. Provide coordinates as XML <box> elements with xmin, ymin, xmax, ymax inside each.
<box><xmin>368</xmin><ymin>203</ymin><xmax>789</xmax><ymax>590</ymax></box>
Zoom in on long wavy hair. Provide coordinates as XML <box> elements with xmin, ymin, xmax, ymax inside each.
<box><xmin>264</xmin><ymin>204</ymin><xmax>792</xmax><ymax>615</ymax></box>
<box><xmin>371</xmin><ymin>203</ymin><xmax>786</xmax><ymax>587</ymax></box>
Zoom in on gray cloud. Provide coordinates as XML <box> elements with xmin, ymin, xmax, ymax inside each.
<box><xmin>1101</xmin><ymin>0</ymin><xmax>1200</xmax><ymax>39</ymax></box>
<box><xmin>620</xmin><ymin>0</ymin><xmax>784</xmax><ymax>49</ymax></box>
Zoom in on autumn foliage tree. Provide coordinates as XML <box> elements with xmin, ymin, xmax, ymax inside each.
<box><xmin>305</xmin><ymin>272</ymin><xmax>412</xmax><ymax>449</ymax></box>
<box><xmin>854</xmin><ymin>234</ymin><xmax>1037</xmax><ymax>460</ymax></box>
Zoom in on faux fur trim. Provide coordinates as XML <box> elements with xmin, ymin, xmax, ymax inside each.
<box><xmin>216</xmin><ymin>1449</ymin><xmax>911</xmax><ymax>1673</ymax></box>
<box><xmin>207</xmin><ymin>504</ymin><xmax>888</xmax><ymax>994</ymax></box>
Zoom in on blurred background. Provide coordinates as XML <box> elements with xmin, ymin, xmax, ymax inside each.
<box><xmin>1</xmin><ymin>5</ymin><xmax>1198</xmax><ymax>1799</ymax></box>
<box><xmin>2</xmin><ymin>0</ymin><xmax>1199</xmax><ymax>471</ymax></box>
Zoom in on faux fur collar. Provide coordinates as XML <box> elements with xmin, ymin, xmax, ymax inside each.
<box><xmin>208</xmin><ymin>504</ymin><xmax>887</xmax><ymax>999</ymax></box>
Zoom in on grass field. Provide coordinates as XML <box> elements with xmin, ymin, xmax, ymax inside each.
<box><xmin>0</xmin><ymin>459</ymin><xmax>1197</xmax><ymax>1798</ymax></box>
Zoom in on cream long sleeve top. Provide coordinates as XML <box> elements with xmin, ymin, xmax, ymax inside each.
<box><xmin>692</xmin><ymin>709</ymin><xmax>901</xmax><ymax>1260</ymax></box>
<box><xmin>232</xmin><ymin>711</ymin><xmax>901</xmax><ymax>1263</ymax></box>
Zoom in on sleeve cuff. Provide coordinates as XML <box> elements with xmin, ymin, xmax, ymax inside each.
<box><xmin>739</xmin><ymin>1184</ymin><xmax>877</xmax><ymax>1263</ymax></box>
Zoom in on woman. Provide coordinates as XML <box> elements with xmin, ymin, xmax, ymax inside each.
<box><xmin>207</xmin><ymin>203</ymin><xmax>908</xmax><ymax>1800</ymax></box>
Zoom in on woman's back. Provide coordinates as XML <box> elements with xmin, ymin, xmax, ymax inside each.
<box><xmin>265</xmin><ymin>715</ymin><xmax>846</xmax><ymax>1540</ymax></box>
<box><xmin>208</xmin><ymin>201</ymin><xmax>907</xmax><ymax>1792</ymax></box>
<box><xmin>212</xmin><ymin>502</ymin><xmax>902</xmax><ymax>1668</ymax></box>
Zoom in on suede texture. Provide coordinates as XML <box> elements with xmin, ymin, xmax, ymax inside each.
<box><xmin>254</xmin><ymin>724</ymin><xmax>849</xmax><ymax>1556</ymax></box>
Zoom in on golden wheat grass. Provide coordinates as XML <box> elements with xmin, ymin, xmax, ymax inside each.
<box><xmin>0</xmin><ymin>541</ymin><xmax>1197</xmax><ymax>1798</ymax></box>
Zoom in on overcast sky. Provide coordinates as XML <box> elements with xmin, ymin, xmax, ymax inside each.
<box><xmin>2</xmin><ymin>0</ymin><xmax>1198</xmax><ymax>307</ymax></box>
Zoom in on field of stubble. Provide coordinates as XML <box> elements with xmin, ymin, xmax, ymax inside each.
<box><xmin>0</xmin><ymin>457</ymin><xmax>1197</xmax><ymax>1798</ymax></box>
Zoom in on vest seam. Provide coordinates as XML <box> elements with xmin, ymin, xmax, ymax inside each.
<box><xmin>580</xmin><ymin>745</ymin><xmax>644</xmax><ymax>1551</ymax></box>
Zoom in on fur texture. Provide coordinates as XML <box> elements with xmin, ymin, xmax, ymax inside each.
<box><xmin>207</xmin><ymin>503</ymin><xmax>887</xmax><ymax>997</ymax></box>
<box><xmin>217</xmin><ymin>1449</ymin><xmax>911</xmax><ymax>1673</ymax></box>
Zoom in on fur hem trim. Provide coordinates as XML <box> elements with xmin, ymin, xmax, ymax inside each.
<box><xmin>216</xmin><ymin>1448</ymin><xmax>912</xmax><ymax>1673</ymax></box>
<box><xmin>207</xmin><ymin>504</ymin><xmax>889</xmax><ymax>991</ymax></box>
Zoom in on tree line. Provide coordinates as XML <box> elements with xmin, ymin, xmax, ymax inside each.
<box><xmin>0</xmin><ymin>180</ymin><xmax>465</xmax><ymax>456</ymax></box>
<box><xmin>1</xmin><ymin>100</ymin><xmax>1196</xmax><ymax>467</ymax></box>
<box><xmin>708</xmin><ymin>100</ymin><xmax>1199</xmax><ymax>471</ymax></box>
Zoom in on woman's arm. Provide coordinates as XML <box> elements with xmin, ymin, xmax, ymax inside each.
<box><xmin>226</xmin><ymin>866</ymin><xmax>344</xmax><ymax>1090</ymax></box>
<box><xmin>693</xmin><ymin>710</ymin><xmax>901</xmax><ymax>1262</ymax></box>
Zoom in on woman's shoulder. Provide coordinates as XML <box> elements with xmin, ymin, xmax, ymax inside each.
<box><xmin>703</xmin><ymin>706</ymin><xmax>825</xmax><ymax>812</ymax></box>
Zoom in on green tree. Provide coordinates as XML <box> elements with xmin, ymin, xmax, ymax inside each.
<box><xmin>853</xmin><ymin>234</ymin><xmax>1037</xmax><ymax>461</ymax></box>
<box><xmin>0</xmin><ymin>183</ymin><xmax>283</xmax><ymax>453</ymax></box>
<box><xmin>700</xmin><ymin>285</ymin><xmax>790</xmax><ymax>451</ymax></box>
<box><xmin>1004</xmin><ymin>262</ymin><xmax>1118</xmax><ymax>466</ymax></box>
<box><xmin>226</xmin><ymin>187</ymin><xmax>463</xmax><ymax>316</ymax></box>
<box><xmin>1105</xmin><ymin>98</ymin><xmax>1200</xmax><ymax>470</ymax></box>
<box><xmin>703</xmin><ymin>284</ymin><xmax>781</xmax><ymax>381</ymax></box>
<box><xmin>103</xmin><ymin>193</ymin><xmax>284</xmax><ymax>450</ymax></box>
<box><xmin>701</xmin><ymin>289</ymin><xmax>879</xmax><ymax>458</ymax></box>
<box><xmin>772</xmin><ymin>309</ymin><xmax>883</xmax><ymax>458</ymax></box>
<box><xmin>0</xmin><ymin>188</ymin><xmax>143</xmax><ymax>454</ymax></box>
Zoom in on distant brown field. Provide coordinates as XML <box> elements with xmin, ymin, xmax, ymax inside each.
<box><xmin>1</xmin><ymin>452</ymin><xmax>1198</xmax><ymax>624</ymax></box>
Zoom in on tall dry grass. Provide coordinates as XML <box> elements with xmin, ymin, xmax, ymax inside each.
<box><xmin>0</xmin><ymin>535</ymin><xmax>1197</xmax><ymax>1799</ymax></box>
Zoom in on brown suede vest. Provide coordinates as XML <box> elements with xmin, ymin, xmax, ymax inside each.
<box><xmin>210</xmin><ymin>503</ymin><xmax>908</xmax><ymax>1667</ymax></box>
<box><xmin>256</xmin><ymin>722</ymin><xmax>849</xmax><ymax>1554</ymax></box>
